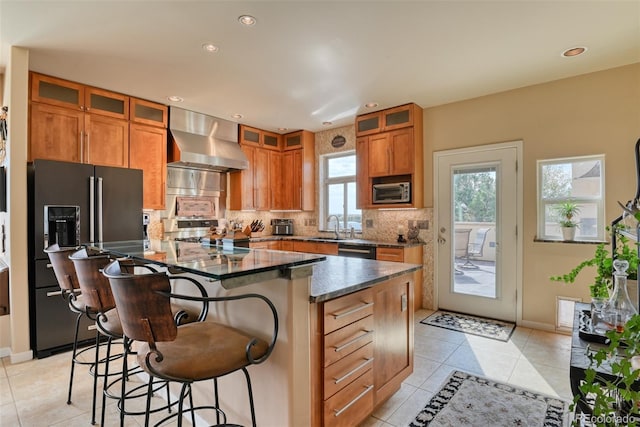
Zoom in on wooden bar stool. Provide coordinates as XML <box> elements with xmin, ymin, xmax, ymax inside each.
<box><xmin>44</xmin><ymin>244</ymin><xmax>99</xmax><ymax>412</ymax></box>
<box><xmin>102</xmin><ymin>259</ymin><xmax>278</xmax><ymax>427</ymax></box>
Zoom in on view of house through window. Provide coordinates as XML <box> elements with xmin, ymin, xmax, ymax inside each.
<box><xmin>321</xmin><ymin>151</ymin><xmax>361</xmax><ymax>232</ymax></box>
<box><xmin>537</xmin><ymin>155</ymin><xmax>605</xmax><ymax>241</ymax></box>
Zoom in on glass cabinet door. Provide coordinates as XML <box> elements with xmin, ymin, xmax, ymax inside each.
<box><xmin>130</xmin><ymin>98</ymin><xmax>168</xmax><ymax>128</ymax></box>
<box><xmin>283</xmin><ymin>132</ymin><xmax>302</xmax><ymax>150</ymax></box>
<box><xmin>240</xmin><ymin>126</ymin><xmax>262</xmax><ymax>146</ymax></box>
<box><xmin>263</xmin><ymin>131</ymin><xmax>281</xmax><ymax>150</ymax></box>
<box><xmin>382</xmin><ymin>104</ymin><xmax>413</xmax><ymax>131</ymax></box>
<box><xmin>31</xmin><ymin>73</ymin><xmax>85</xmax><ymax>110</ymax></box>
<box><xmin>356</xmin><ymin>113</ymin><xmax>381</xmax><ymax>136</ymax></box>
<box><xmin>86</xmin><ymin>88</ymin><xmax>129</xmax><ymax>119</ymax></box>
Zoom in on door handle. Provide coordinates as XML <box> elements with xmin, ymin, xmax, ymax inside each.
<box><xmin>97</xmin><ymin>177</ymin><xmax>103</xmax><ymax>242</ymax></box>
<box><xmin>89</xmin><ymin>176</ymin><xmax>95</xmax><ymax>243</ymax></box>
<box><xmin>438</xmin><ymin>226</ymin><xmax>447</xmax><ymax>244</ymax></box>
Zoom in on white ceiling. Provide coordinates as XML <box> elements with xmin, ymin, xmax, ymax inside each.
<box><xmin>1</xmin><ymin>1</ymin><xmax>639</xmax><ymax>133</ymax></box>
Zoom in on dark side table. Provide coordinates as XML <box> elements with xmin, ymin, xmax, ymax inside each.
<box><xmin>570</xmin><ymin>302</ymin><xmax>640</xmax><ymax>419</ymax></box>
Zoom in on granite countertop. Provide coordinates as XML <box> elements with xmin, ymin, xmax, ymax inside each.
<box><xmin>90</xmin><ymin>239</ymin><xmax>325</xmax><ymax>284</ymax></box>
<box><xmin>91</xmin><ymin>240</ymin><xmax>421</xmax><ymax>302</ymax></box>
<box><xmin>250</xmin><ymin>235</ymin><xmax>425</xmax><ymax>249</ymax></box>
<box><xmin>309</xmin><ymin>255</ymin><xmax>422</xmax><ymax>302</ymax></box>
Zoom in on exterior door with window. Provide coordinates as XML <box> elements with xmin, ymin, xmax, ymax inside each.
<box><xmin>435</xmin><ymin>143</ymin><xmax>520</xmax><ymax>322</ymax></box>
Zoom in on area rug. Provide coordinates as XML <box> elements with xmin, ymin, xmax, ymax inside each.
<box><xmin>420</xmin><ymin>310</ymin><xmax>515</xmax><ymax>341</ymax></box>
<box><xmin>409</xmin><ymin>371</ymin><xmax>568</xmax><ymax>427</ymax></box>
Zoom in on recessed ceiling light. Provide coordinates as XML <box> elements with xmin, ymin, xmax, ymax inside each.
<box><xmin>562</xmin><ymin>46</ymin><xmax>587</xmax><ymax>58</ymax></box>
<box><xmin>231</xmin><ymin>113</ymin><xmax>243</xmax><ymax>119</ymax></box>
<box><xmin>238</xmin><ymin>15</ymin><xmax>257</xmax><ymax>26</ymax></box>
<box><xmin>202</xmin><ymin>43</ymin><xmax>219</xmax><ymax>53</ymax></box>
<box><xmin>278</xmin><ymin>128</ymin><xmax>288</xmax><ymax>131</ymax></box>
<box><xmin>365</xmin><ymin>102</ymin><xmax>379</xmax><ymax>108</ymax></box>
<box><xmin>322</xmin><ymin>121</ymin><xmax>332</xmax><ymax>126</ymax></box>
<box><xmin>167</xmin><ymin>96</ymin><xmax>183</xmax><ymax>102</ymax></box>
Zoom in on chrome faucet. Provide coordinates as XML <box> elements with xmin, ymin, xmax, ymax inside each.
<box><xmin>327</xmin><ymin>215</ymin><xmax>341</xmax><ymax>239</ymax></box>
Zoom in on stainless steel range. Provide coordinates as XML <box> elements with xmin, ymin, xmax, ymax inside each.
<box><xmin>162</xmin><ymin>167</ymin><xmax>225</xmax><ymax>242</ymax></box>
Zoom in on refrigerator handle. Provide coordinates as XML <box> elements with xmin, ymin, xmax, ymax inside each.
<box><xmin>89</xmin><ymin>176</ymin><xmax>95</xmax><ymax>243</ymax></box>
<box><xmin>97</xmin><ymin>177</ymin><xmax>104</xmax><ymax>243</ymax></box>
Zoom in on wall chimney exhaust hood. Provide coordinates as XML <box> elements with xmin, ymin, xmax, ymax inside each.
<box><xmin>167</xmin><ymin>107</ymin><xmax>248</xmax><ymax>172</ymax></box>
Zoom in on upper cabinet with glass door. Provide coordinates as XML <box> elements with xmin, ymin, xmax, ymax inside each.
<box><xmin>31</xmin><ymin>73</ymin><xmax>129</xmax><ymax>119</ymax></box>
<box><xmin>356</xmin><ymin>103</ymin><xmax>418</xmax><ymax>137</ymax></box>
<box><xmin>239</xmin><ymin>125</ymin><xmax>281</xmax><ymax>150</ymax></box>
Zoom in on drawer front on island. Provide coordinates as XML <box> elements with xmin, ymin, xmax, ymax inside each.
<box><xmin>324</xmin><ymin>315</ymin><xmax>374</xmax><ymax>367</ymax></box>
<box><xmin>324</xmin><ymin>342</ymin><xmax>373</xmax><ymax>399</ymax></box>
<box><xmin>323</xmin><ymin>369</ymin><xmax>374</xmax><ymax>427</ymax></box>
<box><xmin>323</xmin><ymin>287</ymin><xmax>373</xmax><ymax>333</ymax></box>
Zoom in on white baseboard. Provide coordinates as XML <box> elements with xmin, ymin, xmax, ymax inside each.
<box><xmin>0</xmin><ymin>347</ymin><xmax>10</xmax><ymax>358</ymax></box>
<box><xmin>9</xmin><ymin>350</ymin><xmax>33</xmax><ymax>364</ymax></box>
<box><xmin>519</xmin><ymin>319</ymin><xmax>556</xmax><ymax>332</ymax></box>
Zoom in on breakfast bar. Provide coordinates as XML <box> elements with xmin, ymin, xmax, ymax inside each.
<box><xmin>90</xmin><ymin>239</ymin><xmax>421</xmax><ymax>426</ymax></box>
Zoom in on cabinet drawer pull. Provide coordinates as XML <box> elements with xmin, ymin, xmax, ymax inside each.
<box><xmin>46</xmin><ymin>290</ymin><xmax>63</xmax><ymax>297</ymax></box>
<box><xmin>334</xmin><ymin>330</ymin><xmax>373</xmax><ymax>353</ymax></box>
<box><xmin>334</xmin><ymin>384</ymin><xmax>374</xmax><ymax>417</ymax></box>
<box><xmin>332</xmin><ymin>302</ymin><xmax>373</xmax><ymax>320</ymax></box>
<box><xmin>334</xmin><ymin>357</ymin><xmax>374</xmax><ymax>384</ymax></box>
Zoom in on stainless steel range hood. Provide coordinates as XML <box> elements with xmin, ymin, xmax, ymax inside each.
<box><xmin>167</xmin><ymin>107</ymin><xmax>248</xmax><ymax>172</ymax></box>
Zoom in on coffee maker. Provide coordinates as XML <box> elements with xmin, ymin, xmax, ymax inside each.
<box><xmin>271</xmin><ymin>219</ymin><xmax>294</xmax><ymax>236</ymax></box>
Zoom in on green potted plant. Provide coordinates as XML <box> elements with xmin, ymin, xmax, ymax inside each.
<box><xmin>555</xmin><ymin>201</ymin><xmax>581</xmax><ymax>241</ymax></box>
<box><xmin>550</xmin><ymin>229</ymin><xmax>638</xmax><ymax>300</ymax></box>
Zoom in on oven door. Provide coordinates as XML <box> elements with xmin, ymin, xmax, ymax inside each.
<box><xmin>372</xmin><ymin>183</ymin><xmax>410</xmax><ymax>204</ymax></box>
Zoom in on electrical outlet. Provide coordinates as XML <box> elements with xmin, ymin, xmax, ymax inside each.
<box><xmin>309</xmin><ymin>218</ymin><xmax>317</xmax><ymax>226</ymax></box>
<box><xmin>417</xmin><ymin>220</ymin><xmax>429</xmax><ymax>230</ymax></box>
<box><xmin>366</xmin><ymin>219</ymin><xmax>373</xmax><ymax>228</ymax></box>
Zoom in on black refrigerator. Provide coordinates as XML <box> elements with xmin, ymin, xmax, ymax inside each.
<box><xmin>28</xmin><ymin>159</ymin><xmax>144</xmax><ymax>358</ymax></box>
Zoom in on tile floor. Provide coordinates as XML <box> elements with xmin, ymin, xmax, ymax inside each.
<box><xmin>0</xmin><ymin>309</ymin><xmax>573</xmax><ymax>426</ymax></box>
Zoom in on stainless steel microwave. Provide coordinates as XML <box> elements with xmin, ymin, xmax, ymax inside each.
<box><xmin>372</xmin><ymin>182</ymin><xmax>411</xmax><ymax>204</ymax></box>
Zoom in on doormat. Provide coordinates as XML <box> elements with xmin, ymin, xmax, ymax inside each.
<box><xmin>420</xmin><ymin>310</ymin><xmax>515</xmax><ymax>341</ymax></box>
<box><xmin>409</xmin><ymin>371</ymin><xmax>568</xmax><ymax>427</ymax></box>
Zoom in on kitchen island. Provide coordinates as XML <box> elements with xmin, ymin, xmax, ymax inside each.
<box><xmin>91</xmin><ymin>239</ymin><xmax>421</xmax><ymax>426</ymax></box>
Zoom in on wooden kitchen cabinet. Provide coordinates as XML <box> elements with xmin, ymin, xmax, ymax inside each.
<box><xmin>315</xmin><ymin>274</ymin><xmax>414</xmax><ymax>426</ymax></box>
<box><xmin>376</xmin><ymin>245</ymin><xmax>423</xmax><ymax>311</ymax></box>
<box><xmin>29</xmin><ymin>102</ymin><xmax>84</xmax><ymax>163</ymax></box>
<box><xmin>283</xmin><ymin>130</ymin><xmax>312</xmax><ymax>151</ymax></box>
<box><xmin>367</xmin><ymin>128</ymin><xmax>413</xmax><ymax>177</ymax></box>
<box><xmin>249</xmin><ymin>240</ymin><xmax>280</xmax><ymax>250</ymax></box>
<box><xmin>321</xmin><ymin>288</ymin><xmax>374</xmax><ymax>427</ymax></box>
<box><xmin>130</xmin><ymin>98</ymin><xmax>167</xmax><ymax>128</ymax></box>
<box><xmin>30</xmin><ymin>73</ymin><xmax>85</xmax><ymax>110</ymax></box>
<box><xmin>31</xmin><ymin>73</ymin><xmax>130</xmax><ymax>120</ymax></box>
<box><xmin>232</xmin><ymin>126</ymin><xmax>315</xmax><ymax>212</ymax></box>
<box><xmin>292</xmin><ymin>241</ymin><xmax>338</xmax><ymax>255</ymax></box>
<box><xmin>372</xmin><ymin>274</ymin><xmax>413</xmax><ymax>405</ymax></box>
<box><xmin>129</xmin><ymin>123</ymin><xmax>167</xmax><ymax>209</ymax></box>
<box><xmin>355</xmin><ymin>103</ymin><xmax>417</xmax><ymax>137</ymax></box>
<box><xmin>84</xmin><ymin>114</ymin><xmax>129</xmax><ymax>167</ymax></box>
<box><xmin>229</xmin><ymin>145</ymin><xmax>271</xmax><ymax>211</ymax></box>
<box><xmin>355</xmin><ymin>102</ymin><xmax>424</xmax><ymax>209</ymax></box>
<box><xmin>281</xmin><ymin>131</ymin><xmax>315</xmax><ymax>211</ymax></box>
<box><xmin>239</xmin><ymin>125</ymin><xmax>281</xmax><ymax>151</ymax></box>
<box><xmin>85</xmin><ymin>87</ymin><xmax>129</xmax><ymax>119</ymax></box>
<box><xmin>280</xmin><ymin>241</ymin><xmax>295</xmax><ymax>251</ymax></box>
<box><xmin>270</xmin><ymin>151</ymin><xmax>284</xmax><ymax>209</ymax></box>
<box><xmin>29</xmin><ymin>102</ymin><xmax>129</xmax><ymax>166</ymax></box>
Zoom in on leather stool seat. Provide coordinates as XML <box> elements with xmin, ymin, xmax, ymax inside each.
<box><xmin>139</xmin><ymin>322</ymin><xmax>269</xmax><ymax>381</ymax></box>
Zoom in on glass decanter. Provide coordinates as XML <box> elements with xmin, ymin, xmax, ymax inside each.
<box><xmin>601</xmin><ymin>259</ymin><xmax>638</xmax><ymax>332</ymax></box>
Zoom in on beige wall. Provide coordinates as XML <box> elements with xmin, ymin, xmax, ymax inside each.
<box><xmin>423</xmin><ymin>63</ymin><xmax>640</xmax><ymax>328</ymax></box>
<box><xmin>1</xmin><ymin>47</ymin><xmax>31</xmax><ymax>361</ymax></box>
